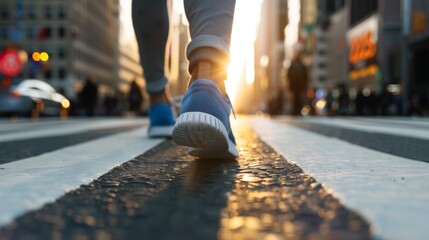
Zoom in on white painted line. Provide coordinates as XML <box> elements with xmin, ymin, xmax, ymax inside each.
<box><xmin>252</xmin><ymin>117</ymin><xmax>429</xmax><ymax>240</ymax></box>
<box><xmin>0</xmin><ymin>118</ymin><xmax>148</xmax><ymax>143</ymax></box>
<box><xmin>353</xmin><ymin>117</ymin><xmax>429</xmax><ymax>128</ymax></box>
<box><xmin>337</xmin><ymin>117</ymin><xmax>429</xmax><ymax>129</ymax></box>
<box><xmin>301</xmin><ymin>117</ymin><xmax>429</xmax><ymax>140</ymax></box>
<box><xmin>0</xmin><ymin>118</ymin><xmax>87</xmax><ymax>132</ymax></box>
<box><xmin>0</xmin><ymin>126</ymin><xmax>163</xmax><ymax>227</ymax></box>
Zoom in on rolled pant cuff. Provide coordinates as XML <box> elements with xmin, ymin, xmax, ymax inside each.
<box><xmin>187</xmin><ymin>35</ymin><xmax>230</xmax><ymax>57</ymax></box>
<box><xmin>186</xmin><ymin>35</ymin><xmax>231</xmax><ymax>76</ymax></box>
<box><xmin>145</xmin><ymin>76</ymin><xmax>168</xmax><ymax>94</ymax></box>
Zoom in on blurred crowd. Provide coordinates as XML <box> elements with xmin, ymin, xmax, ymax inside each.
<box><xmin>264</xmin><ymin>52</ymin><xmax>429</xmax><ymax>118</ymax></box>
<box><xmin>282</xmin><ymin>84</ymin><xmax>429</xmax><ymax>117</ymax></box>
<box><xmin>67</xmin><ymin>75</ymin><xmax>146</xmax><ymax>118</ymax></box>
<box><xmin>3</xmin><ymin>72</ymin><xmax>427</xmax><ymax>118</ymax></box>
<box><xmin>65</xmin><ymin>73</ymin><xmax>429</xmax><ymax>118</ymax></box>
<box><xmin>265</xmin><ymin>85</ymin><xmax>429</xmax><ymax>118</ymax></box>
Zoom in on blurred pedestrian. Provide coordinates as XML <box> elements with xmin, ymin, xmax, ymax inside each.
<box><xmin>132</xmin><ymin>0</ymin><xmax>239</xmax><ymax>158</ymax></box>
<box><xmin>128</xmin><ymin>79</ymin><xmax>144</xmax><ymax>116</ymax></box>
<box><xmin>287</xmin><ymin>52</ymin><xmax>309</xmax><ymax>116</ymax></box>
<box><xmin>409</xmin><ymin>93</ymin><xmax>422</xmax><ymax>116</ymax></box>
<box><xmin>325</xmin><ymin>88</ymin><xmax>334</xmax><ymax>116</ymax></box>
<box><xmin>104</xmin><ymin>91</ymin><xmax>118</xmax><ymax>116</ymax></box>
<box><xmin>355</xmin><ymin>86</ymin><xmax>365</xmax><ymax>116</ymax></box>
<box><xmin>337</xmin><ymin>84</ymin><xmax>350</xmax><ymax>116</ymax></box>
<box><xmin>78</xmin><ymin>75</ymin><xmax>98</xmax><ymax>117</ymax></box>
<box><xmin>422</xmin><ymin>94</ymin><xmax>429</xmax><ymax>116</ymax></box>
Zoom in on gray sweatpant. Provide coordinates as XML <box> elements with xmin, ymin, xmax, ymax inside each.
<box><xmin>132</xmin><ymin>0</ymin><xmax>236</xmax><ymax>94</ymax></box>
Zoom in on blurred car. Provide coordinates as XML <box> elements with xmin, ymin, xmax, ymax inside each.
<box><xmin>0</xmin><ymin>79</ymin><xmax>70</xmax><ymax>117</ymax></box>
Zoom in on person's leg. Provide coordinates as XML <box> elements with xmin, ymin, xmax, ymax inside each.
<box><xmin>132</xmin><ymin>0</ymin><xmax>175</xmax><ymax>137</ymax></box>
<box><xmin>184</xmin><ymin>0</ymin><xmax>236</xmax><ymax>95</ymax></box>
<box><xmin>132</xmin><ymin>0</ymin><xmax>169</xmax><ymax>99</ymax></box>
<box><xmin>172</xmin><ymin>0</ymin><xmax>239</xmax><ymax>158</ymax></box>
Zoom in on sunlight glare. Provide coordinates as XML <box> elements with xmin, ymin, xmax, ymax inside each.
<box><xmin>226</xmin><ymin>0</ymin><xmax>262</xmax><ymax>106</ymax></box>
<box><xmin>285</xmin><ymin>0</ymin><xmax>301</xmax><ymax>59</ymax></box>
<box><xmin>245</xmin><ymin>48</ymin><xmax>255</xmax><ymax>85</ymax></box>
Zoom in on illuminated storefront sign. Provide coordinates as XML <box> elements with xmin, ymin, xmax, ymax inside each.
<box><xmin>349</xmin><ymin>30</ymin><xmax>377</xmax><ymax>64</ymax></box>
<box><xmin>347</xmin><ymin>14</ymin><xmax>379</xmax><ymax>81</ymax></box>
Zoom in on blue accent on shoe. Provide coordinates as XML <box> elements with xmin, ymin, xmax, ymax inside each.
<box><xmin>172</xmin><ymin>79</ymin><xmax>239</xmax><ymax>158</ymax></box>
<box><xmin>149</xmin><ymin>103</ymin><xmax>175</xmax><ymax>126</ymax></box>
<box><xmin>148</xmin><ymin>103</ymin><xmax>175</xmax><ymax>137</ymax></box>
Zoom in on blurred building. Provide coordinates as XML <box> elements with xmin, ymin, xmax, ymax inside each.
<box><xmin>319</xmin><ymin>0</ymin><xmax>429</xmax><ymax>114</ymax></box>
<box><xmin>254</xmin><ymin>0</ymin><xmax>288</xmax><ymax>114</ymax></box>
<box><xmin>298</xmin><ymin>0</ymin><xmax>348</xmax><ymax>96</ymax></box>
<box><xmin>303</xmin><ymin>0</ymin><xmax>429</xmax><ymax>115</ymax></box>
<box><xmin>312</xmin><ymin>0</ymin><xmax>346</xmax><ymax>91</ymax></box>
<box><xmin>168</xmin><ymin>12</ymin><xmax>190</xmax><ymax>98</ymax></box>
<box><xmin>347</xmin><ymin>0</ymin><xmax>384</xmax><ymax>94</ymax></box>
<box><xmin>408</xmin><ymin>0</ymin><xmax>429</xmax><ymax>108</ymax></box>
<box><xmin>346</xmin><ymin>0</ymin><xmax>403</xmax><ymax>114</ymax></box>
<box><xmin>0</xmin><ymin>0</ymin><xmax>120</xmax><ymax>99</ymax></box>
<box><xmin>300</xmin><ymin>0</ymin><xmax>321</xmax><ymax>89</ymax></box>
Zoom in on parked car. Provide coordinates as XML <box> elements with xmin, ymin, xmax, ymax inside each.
<box><xmin>0</xmin><ymin>79</ymin><xmax>70</xmax><ymax>117</ymax></box>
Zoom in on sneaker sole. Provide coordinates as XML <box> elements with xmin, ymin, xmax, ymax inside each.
<box><xmin>148</xmin><ymin>125</ymin><xmax>174</xmax><ymax>138</ymax></box>
<box><xmin>172</xmin><ymin>112</ymin><xmax>239</xmax><ymax>159</ymax></box>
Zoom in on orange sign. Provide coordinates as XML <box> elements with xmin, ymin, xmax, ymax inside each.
<box><xmin>412</xmin><ymin>11</ymin><xmax>427</xmax><ymax>34</ymax></box>
<box><xmin>348</xmin><ymin>30</ymin><xmax>377</xmax><ymax>64</ymax></box>
<box><xmin>349</xmin><ymin>64</ymin><xmax>378</xmax><ymax>80</ymax></box>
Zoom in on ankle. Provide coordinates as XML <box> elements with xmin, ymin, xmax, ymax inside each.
<box><xmin>190</xmin><ymin>61</ymin><xmax>227</xmax><ymax>96</ymax></box>
<box><xmin>149</xmin><ymin>90</ymin><xmax>170</xmax><ymax>107</ymax></box>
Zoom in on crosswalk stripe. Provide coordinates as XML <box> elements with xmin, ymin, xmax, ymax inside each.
<box><xmin>252</xmin><ymin>116</ymin><xmax>429</xmax><ymax>240</ymax></box>
<box><xmin>300</xmin><ymin>117</ymin><xmax>429</xmax><ymax>140</ymax></box>
<box><xmin>286</xmin><ymin>118</ymin><xmax>429</xmax><ymax>163</ymax></box>
<box><xmin>353</xmin><ymin>117</ymin><xmax>429</xmax><ymax>127</ymax></box>
<box><xmin>0</xmin><ymin>125</ymin><xmax>145</xmax><ymax>165</ymax></box>
<box><xmin>0</xmin><ymin>118</ymin><xmax>148</xmax><ymax>143</ymax></box>
<box><xmin>0</xmin><ymin>126</ymin><xmax>163</xmax><ymax>227</ymax></box>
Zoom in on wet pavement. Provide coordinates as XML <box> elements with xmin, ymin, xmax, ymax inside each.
<box><xmin>0</xmin><ymin>120</ymin><xmax>371</xmax><ymax>240</ymax></box>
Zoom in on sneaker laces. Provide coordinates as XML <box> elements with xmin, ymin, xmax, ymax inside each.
<box><xmin>225</xmin><ymin>94</ymin><xmax>236</xmax><ymax>119</ymax></box>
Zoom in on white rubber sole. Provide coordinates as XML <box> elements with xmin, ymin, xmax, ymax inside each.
<box><xmin>147</xmin><ymin>125</ymin><xmax>174</xmax><ymax>138</ymax></box>
<box><xmin>172</xmin><ymin>112</ymin><xmax>239</xmax><ymax>159</ymax></box>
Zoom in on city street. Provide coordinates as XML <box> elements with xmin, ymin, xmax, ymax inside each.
<box><xmin>1</xmin><ymin>0</ymin><xmax>428</xmax><ymax>239</ymax></box>
<box><xmin>0</xmin><ymin>116</ymin><xmax>428</xmax><ymax>240</ymax></box>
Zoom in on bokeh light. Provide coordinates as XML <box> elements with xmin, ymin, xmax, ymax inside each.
<box><xmin>32</xmin><ymin>52</ymin><xmax>40</xmax><ymax>61</ymax></box>
<box><xmin>40</xmin><ymin>52</ymin><xmax>49</xmax><ymax>62</ymax></box>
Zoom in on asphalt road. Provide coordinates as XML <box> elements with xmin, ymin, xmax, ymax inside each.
<box><xmin>1</xmin><ymin>116</ymin><xmax>428</xmax><ymax>240</ymax></box>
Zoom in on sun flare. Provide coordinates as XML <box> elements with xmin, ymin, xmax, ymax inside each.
<box><xmin>226</xmin><ymin>0</ymin><xmax>262</xmax><ymax>106</ymax></box>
